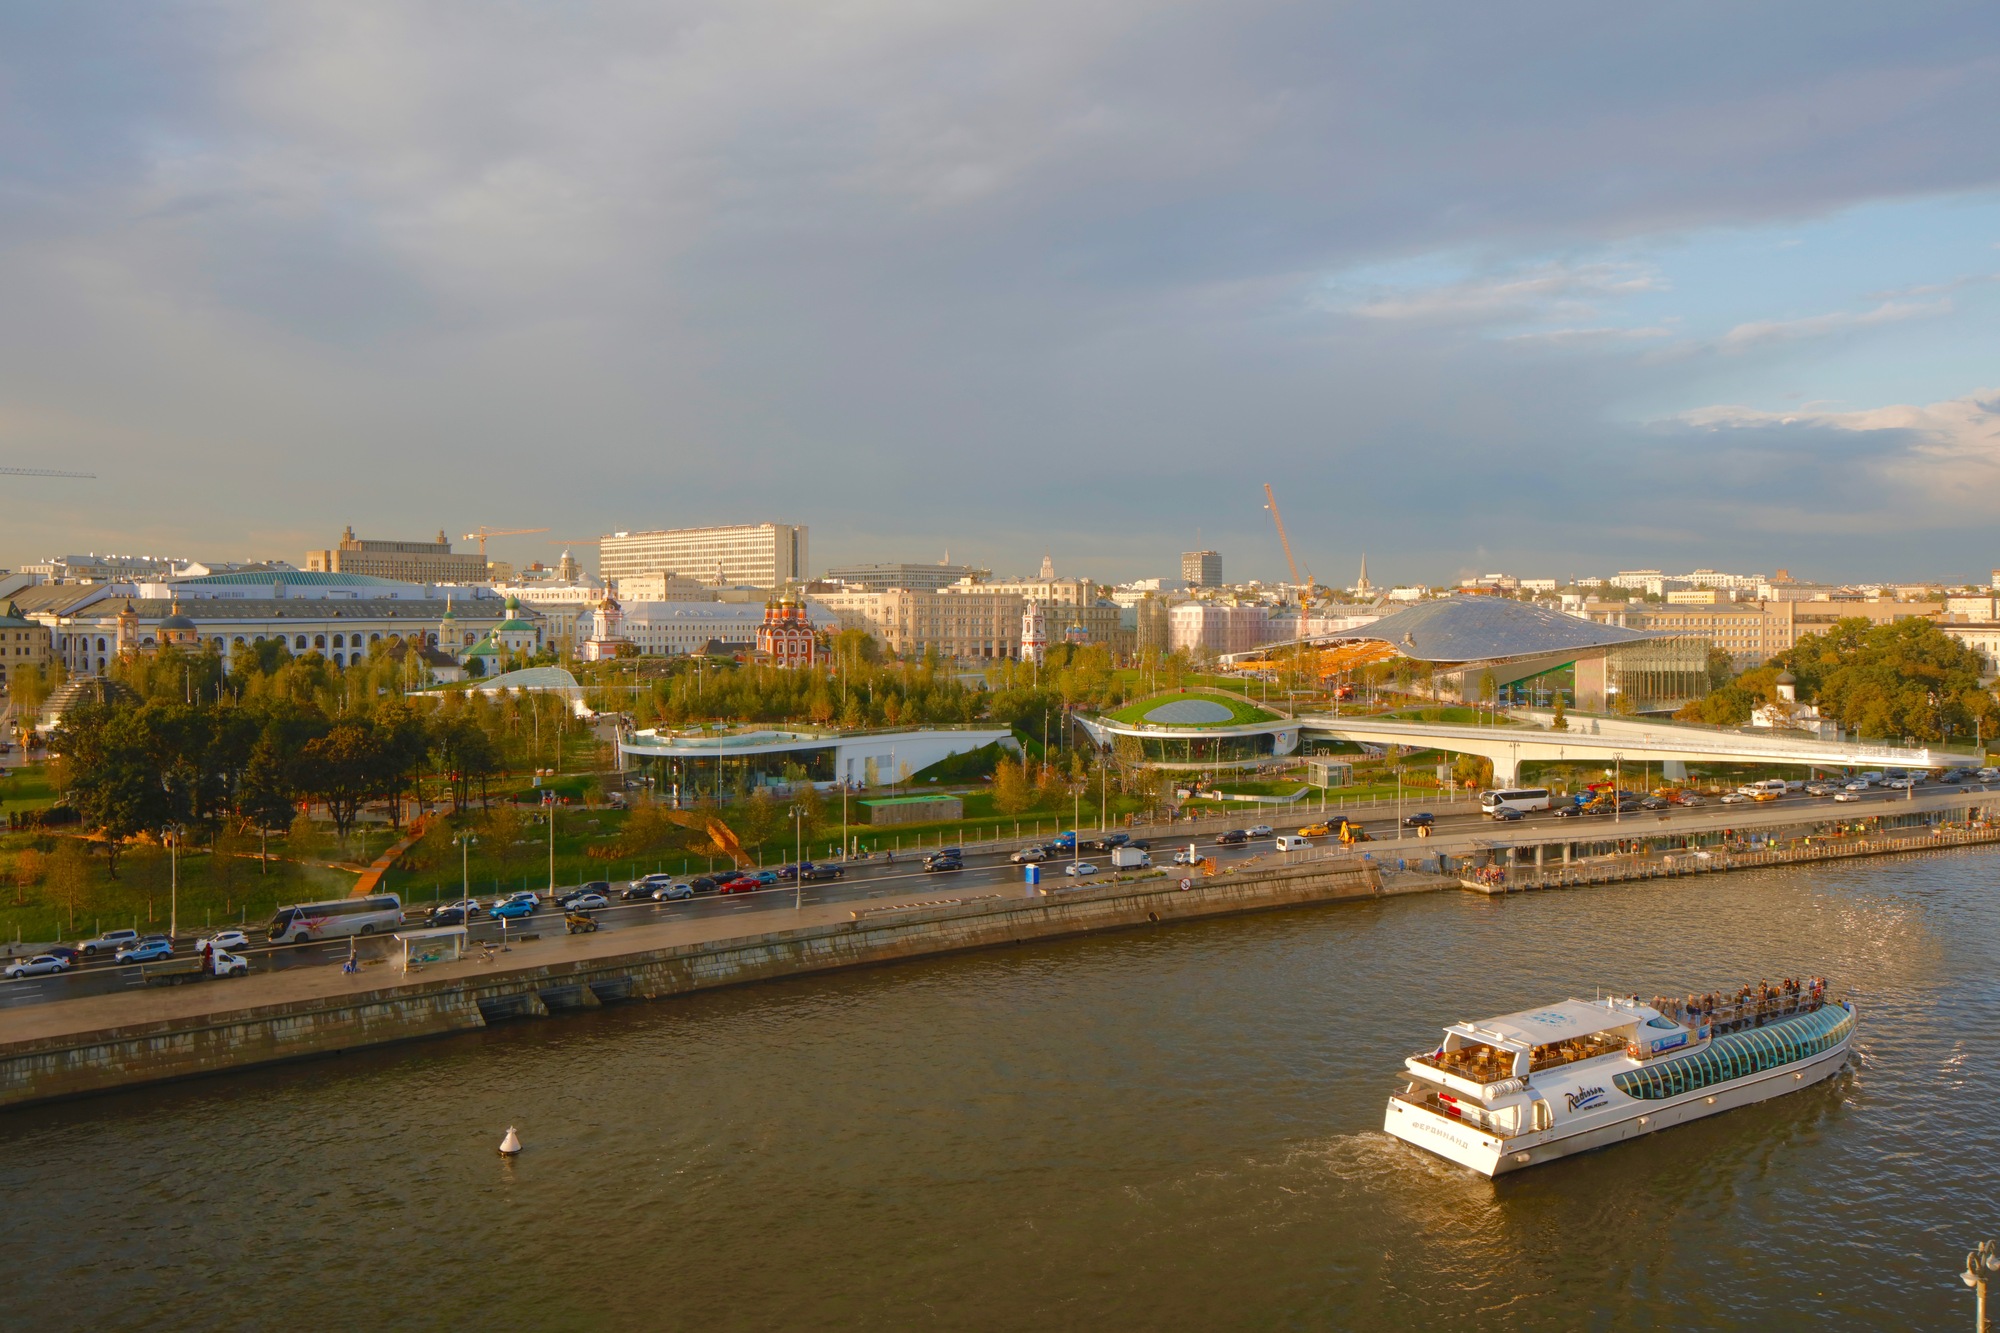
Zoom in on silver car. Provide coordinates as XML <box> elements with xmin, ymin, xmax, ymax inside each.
<box><xmin>1010</xmin><ymin>846</ymin><xmax>1048</xmax><ymax>864</ymax></box>
<box><xmin>4</xmin><ymin>955</ymin><xmax>70</xmax><ymax>979</ymax></box>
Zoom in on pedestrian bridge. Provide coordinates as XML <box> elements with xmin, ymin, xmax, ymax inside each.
<box><xmin>1295</xmin><ymin>713</ymin><xmax>1967</xmax><ymax>785</ymax></box>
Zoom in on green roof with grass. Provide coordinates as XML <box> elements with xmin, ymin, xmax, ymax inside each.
<box><xmin>1103</xmin><ymin>690</ymin><xmax>1281</xmax><ymax>728</ymax></box>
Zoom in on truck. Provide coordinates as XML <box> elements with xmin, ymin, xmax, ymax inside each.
<box><xmin>140</xmin><ymin>949</ymin><xmax>250</xmax><ymax>986</ymax></box>
<box><xmin>1110</xmin><ymin>846</ymin><xmax>1152</xmax><ymax>869</ymax></box>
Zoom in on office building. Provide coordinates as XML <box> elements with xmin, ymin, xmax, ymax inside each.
<box><xmin>1182</xmin><ymin>550</ymin><xmax>1222</xmax><ymax>588</ymax></box>
<box><xmin>599</xmin><ymin>523</ymin><xmax>808</xmax><ymax>590</ymax></box>
<box><xmin>0</xmin><ymin>602</ymin><xmax>53</xmax><ymax>689</ymax></box>
<box><xmin>305</xmin><ymin>528</ymin><xmax>489</xmax><ymax>584</ymax></box>
<box><xmin>822</xmin><ymin>561</ymin><xmax>989</xmax><ymax>592</ymax></box>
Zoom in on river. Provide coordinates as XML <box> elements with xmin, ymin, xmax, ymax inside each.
<box><xmin>6</xmin><ymin>848</ymin><xmax>1995</xmax><ymax>1329</ymax></box>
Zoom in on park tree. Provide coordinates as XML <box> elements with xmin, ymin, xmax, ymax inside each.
<box><xmin>1550</xmin><ymin>693</ymin><xmax>1568</xmax><ymax>731</ymax></box>
<box><xmin>991</xmin><ymin>755</ymin><xmax>1034</xmax><ymax>816</ymax></box>
<box><xmin>42</xmin><ymin>839</ymin><xmax>95</xmax><ymax>933</ymax></box>
<box><xmin>295</xmin><ymin>719</ymin><xmax>385</xmax><ymax>843</ymax></box>
<box><xmin>56</xmin><ymin>703</ymin><xmax>169</xmax><ymax>878</ymax></box>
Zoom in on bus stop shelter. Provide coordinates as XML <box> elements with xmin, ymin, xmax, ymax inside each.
<box><xmin>394</xmin><ymin>925</ymin><xmax>468</xmax><ymax>973</ymax></box>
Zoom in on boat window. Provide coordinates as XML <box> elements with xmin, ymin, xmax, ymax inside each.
<box><xmin>1528</xmin><ymin>1029</ymin><xmax>1629</xmax><ymax>1074</ymax></box>
<box><xmin>1415</xmin><ymin>1040</ymin><xmax>1518</xmax><ymax>1084</ymax></box>
<box><xmin>1613</xmin><ymin>1004</ymin><xmax>1853</xmax><ymax>1102</ymax></box>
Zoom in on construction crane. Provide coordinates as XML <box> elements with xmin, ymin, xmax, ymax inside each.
<box><xmin>1262</xmin><ymin>483</ymin><xmax>1313</xmax><ymax>601</ymax></box>
<box><xmin>0</xmin><ymin>466</ymin><xmax>94</xmax><ymax>479</ymax></box>
<box><xmin>461</xmin><ymin>526</ymin><xmax>548</xmax><ymax>558</ymax></box>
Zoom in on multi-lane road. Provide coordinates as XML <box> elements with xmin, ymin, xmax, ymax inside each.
<box><xmin>1</xmin><ymin>781</ymin><xmax>1984</xmax><ymax>1012</ymax></box>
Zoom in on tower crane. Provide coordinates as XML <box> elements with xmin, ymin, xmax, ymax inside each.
<box><xmin>0</xmin><ymin>466</ymin><xmax>94</xmax><ymax>478</ymax></box>
<box><xmin>1262</xmin><ymin>483</ymin><xmax>1314</xmax><ymax>602</ymax></box>
<box><xmin>461</xmin><ymin>526</ymin><xmax>549</xmax><ymax>558</ymax></box>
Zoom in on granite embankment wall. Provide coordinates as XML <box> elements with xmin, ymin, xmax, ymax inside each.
<box><xmin>0</xmin><ymin>858</ymin><xmax>1388</xmax><ymax>1111</ymax></box>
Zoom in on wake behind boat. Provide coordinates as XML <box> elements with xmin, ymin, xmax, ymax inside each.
<box><xmin>1385</xmin><ymin>980</ymin><xmax>1854</xmax><ymax>1176</ymax></box>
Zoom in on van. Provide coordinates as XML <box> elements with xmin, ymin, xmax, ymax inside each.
<box><xmin>1274</xmin><ymin>835</ymin><xmax>1318</xmax><ymax>852</ymax></box>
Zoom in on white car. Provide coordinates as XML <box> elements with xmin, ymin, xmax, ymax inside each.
<box><xmin>1677</xmin><ymin>794</ymin><xmax>1705</xmax><ymax>807</ymax></box>
<box><xmin>1834</xmin><ymin>790</ymin><xmax>1862</xmax><ymax>802</ymax></box>
<box><xmin>1884</xmin><ymin>777</ymin><xmax>1916</xmax><ymax>790</ymax></box>
<box><xmin>4</xmin><ymin>954</ymin><xmax>71</xmax><ymax>979</ymax></box>
<box><xmin>1246</xmin><ymin>824</ymin><xmax>1274</xmax><ymax>838</ymax></box>
<box><xmin>197</xmin><ymin>930</ymin><xmax>252</xmax><ymax>952</ymax></box>
<box><xmin>1719</xmin><ymin>792</ymin><xmax>1749</xmax><ymax>805</ymax></box>
<box><xmin>1172</xmin><ymin>848</ymin><xmax>1200</xmax><ymax>866</ymax></box>
<box><xmin>1010</xmin><ymin>846</ymin><xmax>1048</xmax><ymax>864</ymax></box>
<box><xmin>1065</xmin><ymin>862</ymin><xmax>1099</xmax><ymax>877</ymax></box>
<box><xmin>1843</xmin><ymin>780</ymin><xmax>1870</xmax><ymax>792</ymax></box>
<box><xmin>443</xmin><ymin>898</ymin><xmax>484</xmax><ymax>917</ymax></box>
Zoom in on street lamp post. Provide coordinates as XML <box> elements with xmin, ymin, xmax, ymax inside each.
<box><xmin>1965</xmin><ymin>1240</ymin><xmax>1999</xmax><ymax>1332</ymax></box>
<box><xmin>456</xmin><ymin>832</ymin><xmax>478</xmax><ymax>903</ymax></box>
<box><xmin>790</xmin><ymin>804</ymin><xmax>807</xmax><ymax>909</ymax></box>
<box><xmin>164</xmin><ymin>824</ymin><xmax>182</xmax><ymax>940</ymax></box>
<box><xmin>546</xmin><ymin>792</ymin><xmax>557</xmax><ymax>893</ymax></box>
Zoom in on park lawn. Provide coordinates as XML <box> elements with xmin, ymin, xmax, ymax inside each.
<box><xmin>1104</xmin><ymin>690</ymin><xmax>1280</xmax><ymax>728</ymax></box>
<box><xmin>1</xmin><ymin>765</ymin><xmax>62</xmax><ymax>813</ymax></box>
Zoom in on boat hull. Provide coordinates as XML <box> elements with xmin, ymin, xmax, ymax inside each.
<box><xmin>1384</xmin><ymin>1031</ymin><xmax>1853</xmax><ymax>1176</ymax></box>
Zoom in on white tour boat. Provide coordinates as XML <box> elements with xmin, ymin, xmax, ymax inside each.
<box><xmin>1384</xmin><ymin>981</ymin><xmax>1855</xmax><ymax>1176</ymax></box>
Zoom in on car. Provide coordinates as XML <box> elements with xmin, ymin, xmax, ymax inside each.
<box><xmin>687</xmin><ymin>876</ymin><xmax>721</xmax><ymax>895</ymax></box>
<box><xmin>425</xmin><ymin>905</ymin><xmax>470</xmax><ymax>927</ymax></box>
<box><xmin>1804</xmin><ymin>782</ymin><xmax>1838</xmax><ymax>796</ymax></box>
<box><xmin>798</xmin><ymin>863</ymin><xmax>845</xmax><ymax>882</ymax></box>
<box><xmin>651</xmin><ymin>881</ymin><xmax>695</xmax><ymax>901</ymax></box>
<box><xmin>491</xmin><ymin>897</ymin><xmax>537</xmax><ymax>920</ymax></box>
<box><xmin>443</xmin><ymin>897</ymin><xmax>486</xmax><ymax>918</ymax></box>
<box><xmin>1639</xmin><ymin>796</ymin><xmax>1669</xmax><ymax>811</ymax></box>
<box><xmin>196</xmin><ymin>930</ymin><xmax>251</xmax><ymax>952</ymax></box>
<box><xmin>1553</xmin><ymin>803</ymin><xmax>1584</xmax><ymax>818</ymax></box>
<box><xmin>1246</xmin><ymin>825</ymin><xmax>1273</xmax><ymax>838</ymax></box>
<box><xmin>1101</xmin><ymin>833</ymin><xmax>1131</xmax><ymax>848</ymax></box>
<box><xmin>1677</xmin><ymin>793</ymin><xmax>1706</xmax><ymax>807</ymax></box>
<box><xmin>1065</xmin><ymin>861</ymin><xmax>1099</xmax><ymax>876</ymax></box>
<box><xmin>5</xmin><ymin>954</ymin><xmax>71</xmax><ymax>979</ymax></box>
<box><xmin>1719</xmin><ymin>792</ymin><xmax>1749</xmax><ymax>804</ymax></box>
<box><xmin>115</xmin><ymin>937</ymin><xmax>174</xmax><ymax>964</ymax></box>
<box><xmin>718</xmin><ymin>876</ymin><xmax>761</xmax><ymax>895</ymax></box>
<box><xmin>924</xmin><ymin>854</ymin><xmax>964</xmax><ymax>873</ymax></box>
<box><xmin>42</xmin><ymin>945</ymin><xmax>82</xmax><ymax>967</ymax></box>
<box><xmin>1401</xmin><ymin>812</ymin><xmax>1436</xmax><ymax>829</ymax></box>
<box><xmin>1128</xmin><ymin>839</ymin><xmax>1151</xmax><ymax>851</ymax></box>
<box><xmin>1884</xmin><ymin>776</ymin><xmax>1917</xmax><ymax>790</ymax></box>
<box><xmin>80</xmin><ymin>928</ymin><xmax>141</xmax><ymax>957</ymax></box>
<box><xmin>1011</xmin><ymin>846</ymin><xmax>1048</xmax><ymax>864</ymax></box>
<box><xmin>1834</xmin><ymin>789</ymin><xmax>1862</xmax><ymax>802</ymax></box>
<box><xmin>1980</xmin><ymin>768</ymin><xmax>2000</xmax><ymax>783</ymax></box>
<box><xmin>566</xmin><ymin>892</ymin><xmax>610</xmax><ymax>911</ymax></box>
<box><xmin>1050</xmin><ymin>831</ymin><xmax>1077</xmax><ymax>850</ymax></box>
<box><xmin>555</xmin><ymin>887</ymin><xmax>599</xmax><ymax>909</ymax></box>
<box><xmin>1491</xmin><ymin>807</ymin><xmax>1525</xmax><ymax>822</ymax></box>
<box><xmin>1215</xmin><ymin>830</ymin><xmax>1249</xmax><ymax>845</ymax></box>
<box><xmin>1172</xmin><ymin>848</ymin><xmax>1201</xmax><ymax>865</ymax></box>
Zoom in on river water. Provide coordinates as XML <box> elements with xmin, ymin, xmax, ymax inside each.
<box><xmin>8</xmin><ymin>849</ymin><xmax>1997</xmax><ymax>1329</ymax></box>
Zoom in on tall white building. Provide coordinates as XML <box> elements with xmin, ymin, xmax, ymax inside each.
<box><xmin>599</xmin><ymin>523</ymin><xmax>808</xmax><ymax>590</ymax></box>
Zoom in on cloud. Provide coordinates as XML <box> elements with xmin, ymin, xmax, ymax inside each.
<box><xmin>1717</xmin><ymin>297</ymin><xmax>1952</xmax><ymax>350</ymax></box>
<box><xmin>1339</xmin><ymin>261</ymin><xmax>1664</xmax><ymax>325</ymax></box>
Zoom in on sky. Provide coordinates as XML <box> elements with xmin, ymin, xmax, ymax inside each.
<box><xmin>3</xmin><ymin>1</ymin><xmax>2000</xmax><ymax>588</ymax></box>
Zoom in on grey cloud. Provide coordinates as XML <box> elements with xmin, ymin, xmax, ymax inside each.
<box><xmin>2</xmin><ymin>2</ymin><xmax>2000</xmax><ymax>581</ymax></box>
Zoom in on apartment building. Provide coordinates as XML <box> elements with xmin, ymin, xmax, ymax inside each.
<box><xmin>1181</xmin><ymin>550</ymin><xmax>1222</xmax><ymax>588</ymax></box>
<box><xmin>813</xmin><ymin>588</ymin><xmax>1024</xmax><ymax>661</ymax></box>
<box><xmin>1585</xmin><ymin>599</ymin><xmax>1797</xmax><ymax>670</ymax></box>
<box><xmin>1169</xmin><ymin>602</ymin><xmax>1270</xmax><ymax>657</ymax></box>
<box><xmin>599</xmin><ymin>523</ymin><xmax>807</xmax><ymax>589</ymax></box>
<box><xmin>0</xmin><ymin>602</ymin><xmax>53</xmax><ymax>689</ymax></box>
<box><xmin>305</xmin><ymin>528</ymin><xmax>490</xmax><ymax>584</ymax></box>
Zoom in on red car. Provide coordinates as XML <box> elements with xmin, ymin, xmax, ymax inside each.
<box><xmin>718</xmin><ymin>875</ymin><xmax>762</xmax><ymax>895</ymax></box>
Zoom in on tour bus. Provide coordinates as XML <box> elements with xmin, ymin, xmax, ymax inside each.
<box><xmin>268</xmin><ymin>894</ymin><xmax>405</xmax><ymax>945</ymax></box>
<box><xmin>1480</xmin><ymin>787</ymin><xmax>1552</xmax><ymax>817</ymax></box>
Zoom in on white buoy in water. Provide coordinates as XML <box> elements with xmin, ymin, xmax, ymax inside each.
<box><xmin>499</xmin><ymin>1126</ymin><xmax>522</xmax><ymax>1156</ymax></box>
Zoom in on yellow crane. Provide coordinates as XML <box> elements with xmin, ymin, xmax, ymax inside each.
<box><xmin>461</xmin><ymin>526</ymin><xmax>549</xmax><ymax>558</ymax></box>
<box><xmin>1262</xmin><ymin>483</ymin><xmax>1313</xmax><ymax>600</ymax></box>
